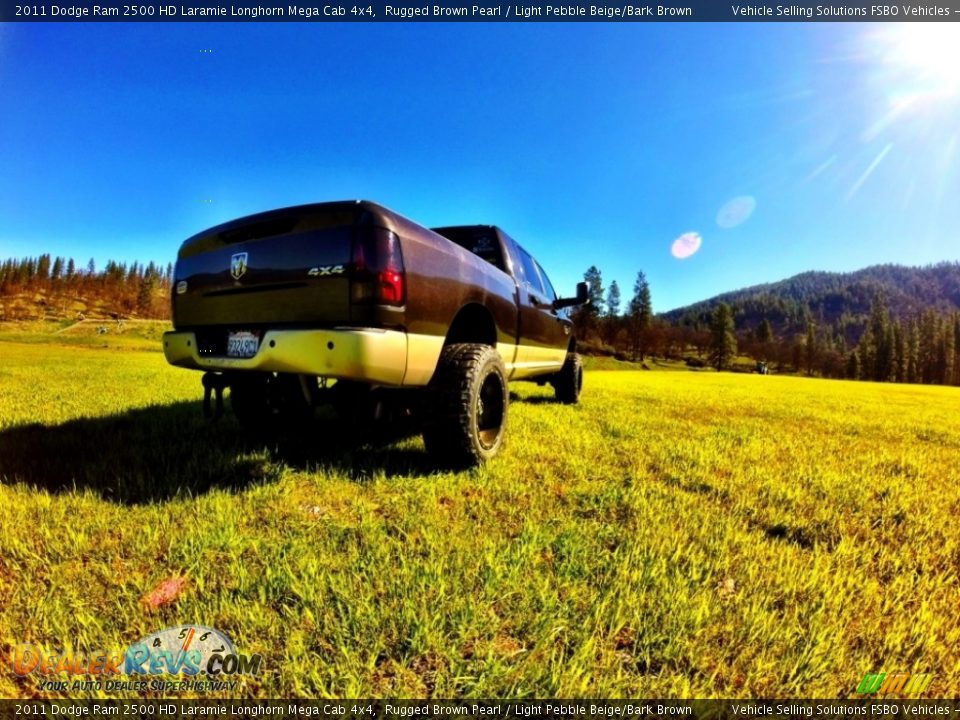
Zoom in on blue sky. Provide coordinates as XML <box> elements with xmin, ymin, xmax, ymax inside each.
<box><xmin>1</xmin><ymin>22</ymin><xmax>958</xmax><ymax>312</ymax></box>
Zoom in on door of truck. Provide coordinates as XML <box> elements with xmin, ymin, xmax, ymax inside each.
<box><xmin>500</xmin><ymin>233</ymin><xmax>569</xmax><ymax>377</ymax></box>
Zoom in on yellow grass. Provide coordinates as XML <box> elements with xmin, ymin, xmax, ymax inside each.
<box><xmin>1</xmin><ymin>338</ymin><xmax>959</xmax><ymax>698</ymax></box>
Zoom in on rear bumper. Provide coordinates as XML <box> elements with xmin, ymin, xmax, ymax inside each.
<box><xmin>163</xmin><ymin>328</ymin><xmax>408</xmax><ymax>385</ymax></box>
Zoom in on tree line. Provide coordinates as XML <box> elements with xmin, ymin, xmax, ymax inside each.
<box><xmin>4</xmin><ymin>253</ymin><xmax>959</xmax><ymax>387</ymax></box>
<box><xmin>662</xmin><ymin>262</ymin><xmax>960</xmax><ymax>345</ymax></box>
<box><xmin>571</xmin><ymin>265</ymin><xmax>655</xmax><ymax>362</ymax></box>
<box><xmin>0</xmin><ymin>254</ymin><xmax>173</xmax><ymax>320</ymax></box>
<box><xmin>571</xmin><ymin>265</ymin><xmax>960</xmax><ymax>388</ymax></box>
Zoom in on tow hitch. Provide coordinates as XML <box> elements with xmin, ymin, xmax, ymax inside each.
<box><xmin>201</xmin><ymin>372</ymin><xmax>229</xmax><ymax>420</ymax></box>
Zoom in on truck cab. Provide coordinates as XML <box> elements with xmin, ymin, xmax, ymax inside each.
<box><xmin>432</xmin><ymin>225</ymin><xmax>574</xmax><ymax>379</ymax></box>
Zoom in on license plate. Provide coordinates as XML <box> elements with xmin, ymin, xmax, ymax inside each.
<box><xmin>226</xmin><ymin>331</ymin><xmax>260</xmax><ymax>358</ymax></box>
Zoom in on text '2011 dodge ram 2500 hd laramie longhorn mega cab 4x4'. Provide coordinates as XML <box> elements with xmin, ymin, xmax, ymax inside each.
<box><xmin>163</xmin><ymin>200</ymin><xmax>588</xmax><ymax>466</ymax></box>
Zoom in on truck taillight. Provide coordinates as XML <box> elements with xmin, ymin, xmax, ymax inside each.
<box><xmin>350</xmin><ymin>227</ymin><xmax>405</xmax><ymax>306</ymax></box>
<box><xmin>378</xmin><ymin>270</ymin><xmax>404</xmax><ymax>304</ymax></box>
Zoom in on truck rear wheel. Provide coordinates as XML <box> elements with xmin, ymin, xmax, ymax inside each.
<box><xmin>552</xmin><ymin>352</ymin><xmax>583</xmax><ymax>404</ymax></box>
<box><xmin>423</xmin><ymin>343</ymin><xmax>508</xmax><ymax>467</ymax></box>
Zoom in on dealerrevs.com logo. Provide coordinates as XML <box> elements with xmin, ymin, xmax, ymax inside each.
<box><xmin>855</xmin><ymin>671</ymin><xmax>933</xmax><ymax>697</ymax></box>
<box><xmin>11</xmin><ymin>625</ymin><xmax>263</xmax><ymax>693</ymax></box>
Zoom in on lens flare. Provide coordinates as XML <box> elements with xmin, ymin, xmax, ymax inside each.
<box><xmin>846</xmin><ymin>143</ymin><xmax>894</xmax><ymax>201</ymax></box>
<box><xmin>671</xmin><ymin>232</ymin><xmax>702</xmax><ymax>259</ymax></box>
<box><xmin>716</xmin><ymin>196</ymin><xmax>757</xmax><ymax>229</ymax></box>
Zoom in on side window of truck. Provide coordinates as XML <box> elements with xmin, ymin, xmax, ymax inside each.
<box><xmin>534</xmin><ymin>260</ymin><xmax>557</xmax><ymax>301</ymax></box>
<box><xmin>516</xmin><ymin>247</ymin><xmax>546</xmax><ymax>298</ymax></box>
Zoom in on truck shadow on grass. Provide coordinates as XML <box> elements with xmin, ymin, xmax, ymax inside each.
<box><xmin>511</xmin><ymin>393</ymin><xmax>563</xmax><ymax>405</ymax></box>
<box><xmin>0</xmin><ymin>401</ymin><xmax>440</xmax><ymax>504</ymax></box>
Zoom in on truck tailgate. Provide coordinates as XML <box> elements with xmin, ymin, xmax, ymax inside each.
<box><xmin>173</xmin><ymin>214</ymin><xmax>354</xmax><ymax>328</ymax></box>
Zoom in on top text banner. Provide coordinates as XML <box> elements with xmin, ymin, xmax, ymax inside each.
<box><xmin>4</xmin><ymin>0</ymin><xmax>960</xmax><ymax>20</ymax></box>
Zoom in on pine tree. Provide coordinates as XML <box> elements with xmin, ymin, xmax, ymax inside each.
<box><xmin>136</xmin><ymin>275</ymin><xmax>155</xmax><ymax>315</ymax></box>
<box><xmin>709</xmin><ymin>303</ymin><xmax>737</xmax><ymax>371</ymax></box>
<box><xmin>571</xmin><ymin>265</ymin><xmax>605</xmax><ymax>341</ymax></box>
<box><xmin>907</xmin><ymin>319</ymin><xmax>920</xmax><ymax>383</ymax></box>
<box><xmin>954</xmin><ymin>315</ymin><xmax>960</xmax><ymax>385</ymax></box>
<box><xmin>36</xmin><ymin>254</ymin><xmax>51</xmax><ymax>281</ymax></box>
<box><xmin>756</xmin><ymin>318</ymin><xmax>773</xmax><ymax>344</ymax></box>
<box><xmin>583</xmin><ymin>266</ymin><xmax>604</xmax><ymax>318</ymax></box>
<box><xmin>847</xmin><ymin>350</ymin><xmax>861</xmax><ymax>380</ymax></box>
<box><xmin>600</xmin><ymin>280</ymin><xmax>621</xmax><ymax>346</ymax></box>
<box><xmin>835</xmin><ymin>332</ymin><xmax>847</xmax><ymax>357</ymax></box>
<box><xmin>893</xmin><ymin>322</ymin><xmax>906</xmax><ymax>383</ymax></box>
<box><xmin>920</xmin><ymin>311</ymin><xmax>937</xmax><ymax>383</ymax></box>
<box><xmin>868</xmin><ymin>298</ymin><xmax>892</xmax><ymax>381</ymax></box>
<box><xmin>606</xmin><ymin>281</ymin><xmax>621</xmax><ymax>317</ymax></box>
<box><xmin>944</xmin><ymin>325</ymin><xmax>955</xmax><ymax>386</ymax></box>
<box><xmin>628</xmin><ymin>271</ymin><xmax>653</xmax><ymax>360</ymax></box>
<box><xmin>804</xmin><ymin>321</ymin><xmax>819</xmax><ymax>376</ymax></box>
<box><xmin>859</xmin><ymin>327</ymin><xmax>875</xmax><ymax>381</ymax></box>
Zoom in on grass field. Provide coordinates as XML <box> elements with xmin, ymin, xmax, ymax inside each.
<box><xmin>1</xmin><ymin>334</ymin><xmax>959</xmax><ymax>699</ymax></box>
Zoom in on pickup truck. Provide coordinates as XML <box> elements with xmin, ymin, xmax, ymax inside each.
<box><xmin>163</xmin><ymin>200</ymin><xmax>587</xmax><ymax>466</ymax></box>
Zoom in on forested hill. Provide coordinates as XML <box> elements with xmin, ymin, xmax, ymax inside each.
<box><xmin>661</xmin><ymin>262</ymin><xmax>960</xmax><ymax>339</ymax></box>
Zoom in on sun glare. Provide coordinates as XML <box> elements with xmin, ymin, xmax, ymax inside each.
<box><xmin>878</xmin><ymin>24</ymin><xmax>960</xmax><ymax>97</ymax></box>
<box><xmin>823</xmin><ymin>25</ymin><xmax>960</xmax><ymax>204</ymax></box>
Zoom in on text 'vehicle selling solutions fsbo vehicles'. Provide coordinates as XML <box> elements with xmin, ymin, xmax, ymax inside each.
<box><xmin>163</xmin><ymin>200</ymin><xmax>588</xmax><ymax>466</ymax></box>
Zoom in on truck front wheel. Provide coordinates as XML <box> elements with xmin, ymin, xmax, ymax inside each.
<box><xmin>423</xmin><ymin>343</ymin><xmax>508</xmax><ymax>467</ymax></box>
<box><xmin>552</xmin><ymin>352</ymin><xmax>583</xmax><ymax>404</ymax></box>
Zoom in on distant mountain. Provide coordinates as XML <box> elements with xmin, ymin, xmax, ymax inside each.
<box><xmin>661</xmin><ymin>262</ymin><xmax>960</xmax><ymax>341</ymax></box>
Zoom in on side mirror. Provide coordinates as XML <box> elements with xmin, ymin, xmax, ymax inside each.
<box><xmin>576</xmin><ymin>281</ymin><xmax>590</xmax><ymax>304</ymax></box>
<box><xmin>553</xmin><ymin>281</ymin><xmax>590</xmax><ymax>310</ymax></box>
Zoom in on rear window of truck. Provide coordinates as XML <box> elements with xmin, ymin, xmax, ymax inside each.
<box><xmin>432</xmin><ymin>227</ymin><xmax>506</xmax><ymax>271</ymax></box>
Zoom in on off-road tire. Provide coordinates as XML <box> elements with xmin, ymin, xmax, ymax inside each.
<box><xmin>423</xmin><ymin>343</ymin><xmax>508</xmax><ymax>467</ymax></box>
<box><xmin>552</xmin><ymin>352</ymin><xmax>583</xmax><ymax>404</ymax></box>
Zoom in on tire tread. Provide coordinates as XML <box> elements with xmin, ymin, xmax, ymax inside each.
<box><xmin>423</xmin><ymin>343</ymin><xmax>507</xmax><ymax>467</ymax></box>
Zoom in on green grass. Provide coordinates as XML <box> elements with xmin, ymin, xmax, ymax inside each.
<box><xmin>1</xmin><ymin>337</ymin><xmax>959</xmax><ymax>699</ymax></box>
<box><xmin>0</xmin><ymin>319</ymin><xmax>171</xmax><ymax>352</ymax></box>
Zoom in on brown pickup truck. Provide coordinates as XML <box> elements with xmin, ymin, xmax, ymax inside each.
<box><xmin>163</xmin><ymin>200</ymin><xmax>587</xmax><ymax>466</ymax></box>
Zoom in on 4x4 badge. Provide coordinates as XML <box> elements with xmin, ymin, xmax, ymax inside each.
<box><xmin>231</xmin><ymin>253</ymin><xmax>248</xmax><ymax>280</ymax></box>
<box><xmin>308</xmin><ymin>265</ymin><xmax>344</xmax><ymax>276</ymax></box>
